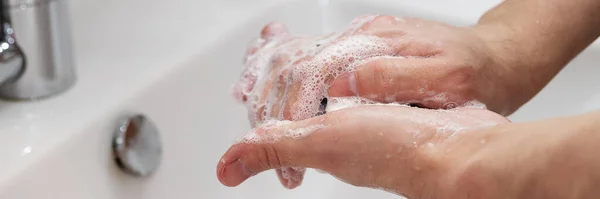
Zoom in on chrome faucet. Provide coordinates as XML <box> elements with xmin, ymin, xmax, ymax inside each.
<box><xmin>0</xmin><ymin>0</ymin><xmax>75</xmax><ymax>100</ymax></box>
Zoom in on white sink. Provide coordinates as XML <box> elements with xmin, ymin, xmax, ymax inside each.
<box><xmin>0</xmin><ymin>0</ymin><xmax>597</xmax><ymax>198</ymax></box>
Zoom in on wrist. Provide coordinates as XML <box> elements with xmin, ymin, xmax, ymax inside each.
<box><xmin>471</xmin><ymin>0</ymin><xmax>600</xmax><ymax>115</ymax></box>
<box><xmin>469</xmin><ymin>23</ymin><xmax>533</xmax><ymax>115</ymax></box>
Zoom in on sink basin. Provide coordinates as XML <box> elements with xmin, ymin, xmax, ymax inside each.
<box><xmin>0</xmin><ymin>0</ymin><xmax>597</xmax><ymax>198</ymax></box>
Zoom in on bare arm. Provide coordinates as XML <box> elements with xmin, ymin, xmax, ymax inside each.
<box><xmin>445</xmin><ymin>110</ymin><xmax>600</xmax><ymax>199</ymax></box>
<box><xmin>528</xmin><ymin>111</ymin><xmax>600</xmax><ymax>198</ymax></box>
<box><xmin>475</xmin><ymin>0</ymin><xmax>600</xmax><ymax>113</ymax></box>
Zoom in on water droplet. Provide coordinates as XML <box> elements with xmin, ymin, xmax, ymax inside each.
<box><xmin>480</xmin><ymin>139</ymin><xmax>487</xmax><ymax>144</ymax></box>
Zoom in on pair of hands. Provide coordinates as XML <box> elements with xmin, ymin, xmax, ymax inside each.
<box><xmin>219</xmin><ymin>15</ymin><xmax>526</xmax><ymax>197</ymax></box>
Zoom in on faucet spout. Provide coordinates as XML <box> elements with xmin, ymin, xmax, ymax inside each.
<box><xmin>0</xmin><ymin>7</ymin><xmax>24</xmax><ymax>91</ymax></box>
<box><xmin>0</xmin><ymin>0</ymin><xmax>75</xmax><ymax>100</ymax></box>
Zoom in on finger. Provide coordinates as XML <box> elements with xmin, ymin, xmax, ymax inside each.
<box><xmin>244</xmin><ymin>37</ymin><xmax>267</xmax><ymax>62</ymax></box>
<box><xmin>261</xmin><ymin>22</ymin><xmax>290</xmax><ymax>41</ymax></box>
<box><xmin>275</xmin><ymin>167</ymin><xmax>306</xmax><ymax>189</ymax></box>
<box><xmin>328</xmin><ymin>57</ymin><xmax>476</xmax><ymax>109</ymax></box>
<box><xmin>243</xmin><ymin>22</ymin><xmax>291</xmax><ymax>66</ymax></box>
<box><xmin>216</xmin><ymin>116</ymin><xmax>333</xmax><ymax>188</ymax></box>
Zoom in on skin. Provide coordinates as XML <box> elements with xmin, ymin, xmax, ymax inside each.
<box><xmin>475</xmin><ymin>0</ymin><xmax>600</xmax><ymax>115</ymax></box>
<box><xmin>218</xmin><ymin>107</ymin><xmax>600</xmax><ymax>198</ymax></box>
<box><xmin>221</xmin><ymin>0</ymin><xmax>600</xmax><ymax>198</ymax></box>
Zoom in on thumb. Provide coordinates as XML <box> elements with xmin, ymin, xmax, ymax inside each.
<box><xmin>329</xmin><ymin>57</ymin><xmax>475</xmax><ymax>109</ymax></box>
<box><xmin>216</xmin><ymin>115</ymin><xmax>336</xmax><ymax>187</ymax></box>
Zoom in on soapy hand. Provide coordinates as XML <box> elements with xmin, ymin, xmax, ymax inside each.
<box><xmin>232</xmin><ymin>15</ymin><xmax>517</xmax><ymax>123</ymax></box>
<box><xmin>217</xmin><ymin>106</ymin><xmax>510</xmax><ymax>198</ymax></box>
<box><xmin>232</xmin><ymin>16</ymin><xmax>406</xmax><ymax>188</ymax></box>
<box><xmin>230</xmin><ymin>15</ymin><xmax>515</xmax><ymax>189</ymax></box>
<box><xmin>233</xmin><ymin>15</ymin><xmax>399</xmax><ymax>125</ymax></box>
<box><xmin>230</xmin><ymin>15</ymin><xmax>512</xmax><ymax>188</ymax></box>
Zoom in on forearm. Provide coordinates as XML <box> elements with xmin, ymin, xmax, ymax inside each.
<box><xmin>553</xmin><ymin>112</ymin><xmax>600</xmax><ymax>199</ymax></box>
<box><xmin>474</xmin><ymin>0</ymin><xmax>600</xmax><ymax>113</ymax></box>
<box><xmin>482</xmin><ymin>111</ymin><xmax>600</xmax><ymax>199</ymax></box>
<box><xmin>527</xmin><ymin>111</ymin><xmax>600</xmax><ymax>198</ymax></box>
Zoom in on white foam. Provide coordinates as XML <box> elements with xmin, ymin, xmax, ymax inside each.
<box><xmin>283</xmin><ymin>124</ymin><xmax>328</xmax><ymax>139</ymax></box>
<box><xmin>326</xmin><ymin>97</ymin><xmax>500</xmax><ymax>142</ymax></box>
<box><xmin>326</xmin><ymin>96</ymin><xmax>376</xmax><ymax>112</ymax></box>
<box><xmin>252</xmin><ymin>34</ymin><xmax>394</xmax><ymax>122</ymax></box>
<box><xmin>231</xmin><ymin>14</ymin><xmax>406</xmax><ymax>126</ymax></box>
<box><xmin>461</xmin><ymin>100</ymin><xmax>487</xmax><ymax>109</ymax></box>
<box><xmin>236</xmin><ymin>120</ymin><xmax>327</xmax><ymax>144</ymax></box>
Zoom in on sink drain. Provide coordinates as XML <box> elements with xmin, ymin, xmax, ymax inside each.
<box><xmin>112</xmin><ymin>114</ymin><xmax>163</xmax><ymax>177</ymax></box>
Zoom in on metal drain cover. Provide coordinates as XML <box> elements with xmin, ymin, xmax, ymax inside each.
<box><xmin>112</xmin><ymin>114</ymin><xmax>163</xmax><ymax>177</ymax></box>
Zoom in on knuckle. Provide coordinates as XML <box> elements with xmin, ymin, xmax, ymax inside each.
<box><xmin>265</xmin><ymin>145</ymin><xmax>284</xmax><ymax>168</ymax></box>
<box><xmin>449</xmin><ymin>64</ymin><xmax>476</xmax><ymax>84</ymax></box>
<box><xmin>443</xmin><ymin>63</ymin><xmax>479</xmax><ymax>97</ymax></box>
<box><xmin>254</xmin><ymin>143</ymin><xmax>284</xmax><ymax>170</ymax></box>
<box><xmin>359</xmin><ymin>61</ymin><xmax>393</xmax><ymax>90</ymax></box>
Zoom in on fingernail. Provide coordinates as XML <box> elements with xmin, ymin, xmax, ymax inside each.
<box><xmin>221</xmin><ymin>160</ymin><xmax>255</xmax><ymax>186</ymax></box>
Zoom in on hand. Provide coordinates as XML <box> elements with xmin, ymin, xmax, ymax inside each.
<box><xmin>230</xmin><ymin>15</ymin><xmax>515</xmax><ymax>189</ymax></box>
<box><xmin>325</xmin><ymin>16</ymin><xmax>521</xmax><ymax>115</ymax></box>
<box><xmin>232</xmin><ymin>16</ymin><xmax>420</xmax><ymax>188</ymax></box>
<box><xmin>217</xmin><ymin>106</ymin><xmax>511</xmax><ymax>198</ymax></box>
<box><xmin>233</xmin><ymin>15</ymin><xmax>522</xmax><ymax>123</ymax></box>
<box><xmin>232</xmin><ymin>15</ymin><xmax>405</xmax><ymax>125</ymax></box>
